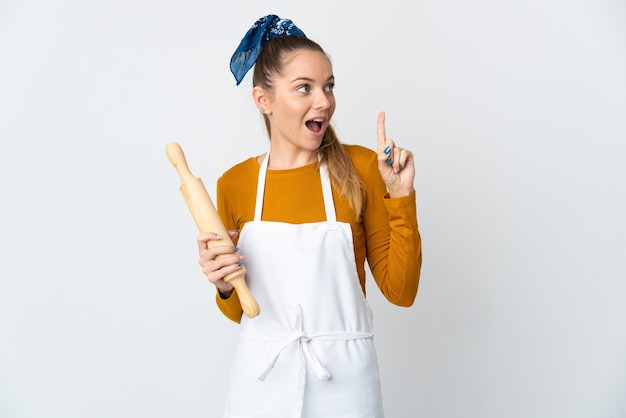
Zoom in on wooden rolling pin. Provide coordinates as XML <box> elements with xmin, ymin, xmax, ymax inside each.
<box><xmin>166</xmin><ymin>142</ymin><xmax>260</xmax><ymax>318</ymax></box>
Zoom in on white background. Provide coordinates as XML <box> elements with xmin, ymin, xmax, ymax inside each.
<box><xmin>1</xmin><ymin>0</ymin><xmax>625</xmax><ymax>417</ymax></box>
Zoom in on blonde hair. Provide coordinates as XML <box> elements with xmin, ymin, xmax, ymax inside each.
<box><xmin>252</xmin><ymin>36</ymin><xmax>365</xmax><ymax>218</ymax></box>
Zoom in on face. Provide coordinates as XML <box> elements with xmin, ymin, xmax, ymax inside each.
<box><xmin>259</xmin><ymin>50</ymin><xmax>336</xmax><ymax>157</ymax></box>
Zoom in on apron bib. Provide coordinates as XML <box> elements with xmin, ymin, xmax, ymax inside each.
<box><xmin>223</xmin><ymin>152</ymin><xmax>384</xmax><ymax>418</ymax></box>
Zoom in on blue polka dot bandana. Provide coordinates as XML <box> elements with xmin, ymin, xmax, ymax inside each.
<box><xmin>230</xmin><ymin>14</ymin><xmax>306</xmax><ymax>85</ymax></box>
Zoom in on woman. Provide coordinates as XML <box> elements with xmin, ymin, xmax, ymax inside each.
<box><xmin>197</xmin><ymin>14</ymin><xmax>422</xmax><ymax>418</ymax></box>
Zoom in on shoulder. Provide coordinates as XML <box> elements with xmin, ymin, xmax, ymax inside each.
<box><xmin>343</xmin><ymin>143</ymin><xmax>376</xmax><ymax>162</ymax></box>
<box><xmin>342</xmin><ymin>144</ymin><xmax>378</xmax><ymax>175</ymax></box>
<box><xmin>217</xmin><ymin>157</ymin><xmax>259</xmax><ymax>188</ymax></box>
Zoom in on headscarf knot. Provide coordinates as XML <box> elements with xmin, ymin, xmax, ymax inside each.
<box><xmin>230</xmin><ymin>14</ymin><xmax>306</xmax><ymax>85</ymax></box>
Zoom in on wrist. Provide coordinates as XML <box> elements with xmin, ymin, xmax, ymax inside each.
<box><xmin>387</xmin><ymin>187</ymin><xmax>415</xmax><ymax>199</ymax></box>
<box><xmin>217</xmin><ymin>284</ymin><xmax>234</xmax><ymax>299</ymax></box>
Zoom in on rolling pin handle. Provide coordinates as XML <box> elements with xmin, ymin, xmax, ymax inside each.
<box><xmin>166</xmin><ymin>142</ymin><xmax>194</xmax><ymax>181</ymax></box>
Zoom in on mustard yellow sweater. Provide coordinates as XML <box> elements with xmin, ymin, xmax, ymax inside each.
<box><xmin>215</xmin><ymin>144</ymin><xmax>422</xmax><ymax>323</ymax></box>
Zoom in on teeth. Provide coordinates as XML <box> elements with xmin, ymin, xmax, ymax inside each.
<box><xmin>312</xmin><ymin>119</ymin><xmax>323</xmax><ymax>122</ymax></box>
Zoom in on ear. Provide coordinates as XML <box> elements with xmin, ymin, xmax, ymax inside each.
<box><xmin>252</xmin><ymin>86</ymin><xmax>272</xmax><ymax>115</ymax></box>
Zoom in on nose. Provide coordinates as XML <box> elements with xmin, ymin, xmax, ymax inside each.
<box><xmin>313</xmin><ymin>90</ymin><xmax>331</xmax><ymax>110</ymax></box>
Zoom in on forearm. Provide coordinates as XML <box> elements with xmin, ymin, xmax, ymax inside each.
<box><xmin>384</xmin><ymin>192</ymin><xmax>422</xmax><ymax>305</ymax></box>
<box><xmin>369</xmin><ymin>192</ymin><xmax>422</xmax><ymax>306</ymax></box>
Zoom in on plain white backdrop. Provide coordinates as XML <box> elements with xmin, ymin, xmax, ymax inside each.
<box><xmin>1</xmin><ymin>0</ymin><xmax>625</xmax><ymax>417</ymax></box>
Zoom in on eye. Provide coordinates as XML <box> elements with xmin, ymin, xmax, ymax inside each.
<box><xmin>297</xmin><ymin>84</ymin><xmax>310</xmax><ymax>93</ymax></box>
<box><xmin>325</xmin><ymin>83</ymin><xmax>335</xmax><ymax>93</ymax></box>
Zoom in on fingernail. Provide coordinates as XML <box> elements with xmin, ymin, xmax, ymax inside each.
<box><xmin>387</xmin><ymin>157</ymin><xmax>392</xmax><ymax>165</ymax></box>
<box><xmin>229</xmin><ymin>229</ymin><xmax>239</xmax><ymax>233</ymax></box>
<box><xmin>399</xmin><ymin>164</ymin><xmax>403</xmax><ymax>171</ymax></box>
<box><xmin>384</xmin><ymin>146</ymin><xmax>391</xmax><ymax>155</ymax></box>
<box><xmin>237</xmin><ymin>262</ymin><xmax>244</xmax><ymax>267</ymax></box>
<box><xmin>233</xmin><ymin>247</ymin><xmax>239</xmax><ymax>252</ymax></box>
<box><xmin>213</xmin><ymin>233</ymin><xmax>221</xmax><ymax>239</ymax></box>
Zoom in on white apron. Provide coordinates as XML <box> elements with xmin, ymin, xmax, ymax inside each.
<box><xmin>223</xmin><ymin>152</ymin><xmax>384</xmax><ymax>418</ymax></box>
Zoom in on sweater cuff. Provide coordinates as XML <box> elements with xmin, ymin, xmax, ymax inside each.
<box><xmin>215</xmin><ymin>288</ymin><xmax>243</xmax><ymax>324</ymax></box>
<box><xmin>383</xmin><ymin>191</ymin><xmax>418</xmax><ymax>224</ymax></box>
<box><xmin>383</xmin><ymin>191</ymin><xmax>416</xmax><ymax>208</ymax></box>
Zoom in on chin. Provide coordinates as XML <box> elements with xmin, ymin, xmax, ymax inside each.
<box><xmin>309</xmin><ymin>136</ymin><xmax>325</xmax><ymax>149</ymax></box>
<box><xmin>306</xmin><ymin>128</ymin><xmax>326</xmax><ymax>142</ymax></box>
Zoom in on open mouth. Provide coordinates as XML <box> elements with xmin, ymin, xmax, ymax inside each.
<box><xmin>305</xmin><ymin>119</ymin><xmax>324</xmax><ymax>133</ymax></box>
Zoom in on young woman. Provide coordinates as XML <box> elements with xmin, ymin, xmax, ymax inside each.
<box><xmin>196</xmin><ymin>14</ymin><xmax>422</xmax><ymax>418</ymax></box>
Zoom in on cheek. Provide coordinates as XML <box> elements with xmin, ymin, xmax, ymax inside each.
<box><xmin>284</xmin><ymin>102</ymin><xmax>308</xmax><ymax>119</ymax></box>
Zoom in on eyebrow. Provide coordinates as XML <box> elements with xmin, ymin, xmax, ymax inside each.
<box><xmin>290</xmin><ymin>76</ymin><xmax>335</xmax><ymax>84</ymax></box>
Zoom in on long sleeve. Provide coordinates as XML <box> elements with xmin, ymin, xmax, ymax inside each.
<box><xmin>360</xmin><ymin>151</ymin><xmax>422</xmax><ymax>306</ymax></box>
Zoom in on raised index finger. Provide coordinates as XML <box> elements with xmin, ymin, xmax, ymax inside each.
<box><xmin>377</xmin><ymin>111</ymin><xmax>387</xmax><ymax>152</ymax></box>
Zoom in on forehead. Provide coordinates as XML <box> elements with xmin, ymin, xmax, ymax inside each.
<box><xmin>280</xmin><ymin>50</ymin><xmax>333</xmax><ymax>79</ymax></box>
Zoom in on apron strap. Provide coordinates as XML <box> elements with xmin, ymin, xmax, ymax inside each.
<box><xmin>319</xmin><ymin>163</ymin><xmax>336</xmax><ymax>223</ymax></box>
<box><xmin>253</xmin><ymin>151</ymin><xmax>270</xmax><ymax>222</ymax></box>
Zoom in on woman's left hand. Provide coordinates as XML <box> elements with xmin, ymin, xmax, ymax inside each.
<box><xmin>376</xmin><ymin>111</ymin><xmax>415</xmax><ymax>198</ymax></box>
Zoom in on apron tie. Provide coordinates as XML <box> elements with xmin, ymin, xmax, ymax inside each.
<box><xmin>250</xmin><ymin>303</ymin><xmax>374</xmax><ymax>383</ymax></box>
<box><xmin>257</xmin><ymin>303</ymin><xmax>332</xmax><ymax>382</ymax></box>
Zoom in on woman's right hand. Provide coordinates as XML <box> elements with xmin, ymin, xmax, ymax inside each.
<box><xmin>197</xmin><ymin>231</ymin><xmax>244</xmax><ymax>298</ymax></box>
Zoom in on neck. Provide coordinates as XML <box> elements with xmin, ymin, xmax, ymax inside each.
<box><xmin>265</xmin><ymin>145</ymin><xmax>318</xmax><ymax>170</ymax></box>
